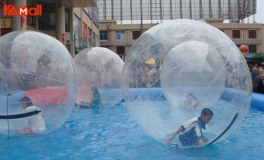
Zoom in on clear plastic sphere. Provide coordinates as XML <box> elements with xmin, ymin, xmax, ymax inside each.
<box><xmin>0</xmin><ymin>31</ymin><xmax>77</xmax><ymax>137</ymax></box>
<box><xmin>161</xmin><ymin>40</ymin><xmax>226</xmax><ymax>108</ymax></box>
<box><xmin>74</xmin><ymin>47</ymin><xmax>124</xmax><ymax>107</ymax></box>
<box><xmin>122</xmin><ymin>19</ymin><xmax>252</xmax><ymax>146</ymax></box>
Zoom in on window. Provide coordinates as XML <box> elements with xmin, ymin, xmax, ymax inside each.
<box><xmin>116</xmin><ymin>30</ymin><xmax>125</xmax><ymax>40</ymax></box>
<box><xmin>133</xmin><ymin>31</ymin><xmax>141</xmax><ymax>39</ymax></box>
<box><xmin>232</xmin><ymin>30</ymin><xmax>240</xmax><ymax>38</ymax></box>
<box><xmin>93</xmin><ymin>32</ymin><xmax>96</xmax><ymax>46</ymax></box>
<box><xmin>116</xmin><ymin>46</ymin><xmax>125</xmax><ymax>55</ymax></box>
<box><xmin>38</xmin><ymin>2</ymin><xmax>55</xmax><ymax>30</ymax></box>
<box><xmin>100</xmin><ymin>30</ymin><xmax>108</xmax><ymax>40</ymax></box>
<box><xmin>119</xmin><ymin>55</ymin><xmax>125</xmax><ymax>61</ymax></box>
<box><xmin>248</xmin><ymin>30</ymin><xmax>256</xmax><ymax>39</ymax></box>
<box><xmin>65</xmin><ymin>8</ymin><xmax>70</xmax><ymax>32</ymax></box>
<box><xmin>249</xmin><ymin>45</ymin><xmax>257</xmax><ymax>53</ymax></box>
<box><xmin>88</xmin><ymin>28</ymin><xmax>92</xmax><ymax>44</ymax></box>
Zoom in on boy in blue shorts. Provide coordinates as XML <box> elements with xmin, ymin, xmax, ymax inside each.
<box><xmin>167</xmin><ymin>108</ymin><xmax>213</xmax><ymax>146</ymax></box>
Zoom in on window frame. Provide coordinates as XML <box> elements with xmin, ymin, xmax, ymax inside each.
<box><xmin>232</xmin><ymin>30</ymin><xmax>241</xmax><ymax>39</ymax></box>
<box><xmin>248</xmin><ymin>30</ymin><xmax>257</xmax><ymax>39</ymax></box>
<box><xmin>132</xmin><ymin>30</ymin><xmax>142</xmax><ymax>40</ymax></box>
<box><xmin>249</xmin><ymin>45</ymin><xmax>257</xmax><ymax>53</ymax></box>
<box><xmin>100</xmin><ymin>30</ymin><xmax>108</xmax><ymax>40</ymax></box>
<box><xmin>116</xmin><ymin>46</ymin><xmax>125</xmax><ymax>55</ymax></box>
<box><xmin>116</xmin><ymin>30</ymin><xmax>125</xmax><ymax>41</ymax></box>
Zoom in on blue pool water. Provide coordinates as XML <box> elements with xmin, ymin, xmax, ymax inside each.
<box><xmin>0</xmin><ymin>102</ymin><xmax>263</xmax><ymax>160</ymax></box>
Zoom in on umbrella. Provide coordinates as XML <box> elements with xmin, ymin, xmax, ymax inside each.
<box><xmin>145</xmin><ymin>58</ymin><xmax>156</xmax><ymax>65</ymax></box>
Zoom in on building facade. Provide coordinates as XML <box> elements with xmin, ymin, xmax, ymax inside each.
<box><xmin>98</xmin><ymin>0</ymin><xmax>262</xmax><ymax>59</ymax></box>
<box><xmin>99</xmin><ymin>19</ymin><xmax>264</xmax><ymax>59</ymax></box>
<box><xmin>207</xmin><ymin>19</ymin><xmax>264</xmax><ymax>55</ymax></box>
<box><xmin>98</xmin><ymin>0</ymin><xmax>256</xmax><ymax>23</ymax></box>
<box><xmin>99</xmin><ymin>20</ymin><xmax>156</xmax><ymax>60</ymax></box>
<box><xmin>0</xmin><ymin>0</ymin><xmax>99</xmax><ymax>56</ymax></box>
<box><xmin>73</xmin><ymin>7</ymin><xmax>100</xmax><ymax>54</ymax></box>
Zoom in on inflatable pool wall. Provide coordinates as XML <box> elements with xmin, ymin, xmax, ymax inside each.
<box><xmin>122</xmin><ymin>88</ymin><xmax>264</xmax><ymax>111</ymax></box>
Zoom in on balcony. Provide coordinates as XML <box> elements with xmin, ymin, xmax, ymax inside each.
<box><xmin>232</xmin><ymin>39</ymin><xmax>262</xmax><ymax>45</ymax></box>
<box><xmin>100</xmin><ymin>40</ymin><xmax>135</xmax><ymax>46</ymax></box>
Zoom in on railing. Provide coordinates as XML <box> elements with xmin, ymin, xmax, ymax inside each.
<box><xmin>100</xmin><ymin>40</ymin><xmax>135</xmax><ymax>46</ymax></box>
<box><xmin>232</xmin><ymin>39</ymin><xmax>262</xmax><ymax>45</ymax></box>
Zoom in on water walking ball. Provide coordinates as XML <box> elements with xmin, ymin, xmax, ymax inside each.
<box><xmin>74</xmin><ymin>47</ymin><xmax>124</xmax><ymax>107</ymax></box>
<box><xmin>0</xmin><ymin>31</ymin><xmax>77</xmax><ymax>137</ymax></box>
<box><xmin>122</xmin><ymin>19</ymin><xmax>252</xmax><ymax>146</ymax></box>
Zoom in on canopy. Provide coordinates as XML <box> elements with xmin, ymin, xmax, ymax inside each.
<box><xmin>250</xmin><ymin>52</ymin><xmax>264</xmax><ymax>59</ymax></box>
<box><xmin>247</xmin><ymin>52</ymin><xmax>264</xmax><ymax>61</ymax></box>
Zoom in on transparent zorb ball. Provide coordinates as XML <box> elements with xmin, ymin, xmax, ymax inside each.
<box><xmin>0</xmin><ymin>31</ymin><xmax>77</xmax><ymax>137</ymax></box>
<box><xmin>122</xmin><ymin>19</ymin><xmax>251</xmax><ymax>146</ymax></box>
<box><xmin>74</xmin><ymin>47</ymin><xmax>124</xmax><ymax>107</ymax></box>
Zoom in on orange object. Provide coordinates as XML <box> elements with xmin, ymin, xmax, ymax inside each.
<box><xmin>25</xmin><ymin>87</ymin><xmax>69</xmax><ymax>106</ymax></box>
<box><xmin>239</xmin><ymin>44</ymin><xmax>248</xmax><ymax>56</ymax></box>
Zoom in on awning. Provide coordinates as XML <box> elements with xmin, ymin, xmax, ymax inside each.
<box><xmin>247</xmin><ymin>52</ymin><xmax>264</xmax><ymax>61</ymax></box>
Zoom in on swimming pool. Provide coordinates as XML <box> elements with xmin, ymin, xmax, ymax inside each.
<box><xmin>0</xmin><ymin>102</ymin><xmax>263</xmax><ymax>160</ymax></box>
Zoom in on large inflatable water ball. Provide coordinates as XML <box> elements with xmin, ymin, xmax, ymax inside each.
<box><xmin>0</xmin><ymin>31</ymin><xmax>77</xmax><ymax>137</ymax></box>
<box><xmin>74</xmin><ymin>47</ymin><xmax>124</xmax><ymax>107</ymax></box>
<box><xmin>122</xmin><ymin>19</ymin><xmax>252</xmax><ymax>146</ymax></box>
